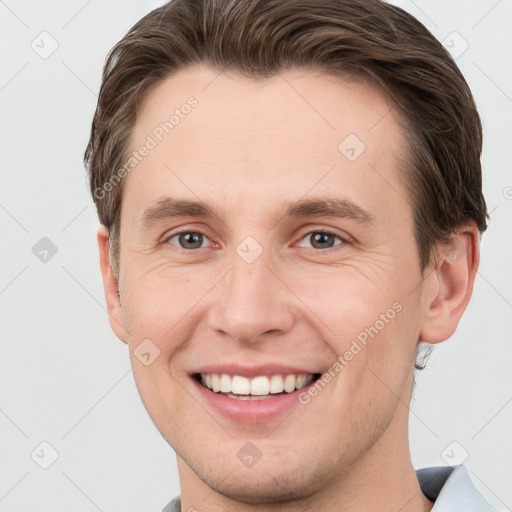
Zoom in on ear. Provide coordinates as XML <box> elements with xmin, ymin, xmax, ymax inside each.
<box><xmin>97</xmin><ymin>225</ymin><xmax>128</xmax><ymax>344</ymax></box>
<box><xmin>419</xmin><ymin>223</ymin><xmax>480</xmax><ymax>344</ymax></box>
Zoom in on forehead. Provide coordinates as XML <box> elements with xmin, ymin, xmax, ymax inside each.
<box><xmin>133</xmin><ymin>65</ymin><xmax>403</xmax><ymax>147</ymax></box>
<box><xmin>125</xmin><ymin>65</ymin><xmax>410</xmax><ymax>226</ymax></box>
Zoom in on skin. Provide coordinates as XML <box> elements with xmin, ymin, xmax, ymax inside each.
<box><xmin>97</xmin><ymin>65</ymin><xmax>479</xmax><ymax>511</ymax></box>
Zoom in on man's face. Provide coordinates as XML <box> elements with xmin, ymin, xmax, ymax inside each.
<box><xmin>114</xmin><ymin>66</ymin><xmax>434</xmax><ymax>501</ymax></box>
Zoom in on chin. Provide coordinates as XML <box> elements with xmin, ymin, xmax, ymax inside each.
<box><xmin>205</xmin><ymin>476</ymin><xmax>311</xmax><ymax>504</ymax></box>
<box><xmin>190</xmin><ymin>455</ymin><xmax>325</xmax><ymax>504</ymax></box>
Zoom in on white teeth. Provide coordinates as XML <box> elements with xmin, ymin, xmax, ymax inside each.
<box><xmin>250</xmin><ymin>376</ymin><xmax>270</xmax><ymax>395</ymax></box>
<box><xmin>220</xmin><ymin>374</ymin><xmax>231</xmax><ymax>393</ymax></box>
<box><xmin>198</xmin><ymin>373</ymin><xmax>315</xmax><ymax>396</ymax></box>
<box><xmin>283</xmin><ymin>374</ymin><xmax>296</xmax><ymax>393</ymax></box>
<box><xmin>296</xmin><ymin>374</ymin><xmax>307</xmax><ymax>389</ymax></box>
<box><xmin>232</xmin><ymin>375</ymin><xmax>251</xmax><ymax>395</ymax></box>
<box><xmin>269</xmin><ymin>374</ymin><xmax>284</xmax><ymax>394</ymax></box>
<box><xmin>211</xmin><ymin>374</ymin><xmax>221</xmax><ymax>392</ymax></box>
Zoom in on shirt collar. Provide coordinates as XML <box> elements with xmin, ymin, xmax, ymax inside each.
<box><xmin>416</xmin><ymin>465</ymin><xmax>496</xmax><ymax>511</ymax></box>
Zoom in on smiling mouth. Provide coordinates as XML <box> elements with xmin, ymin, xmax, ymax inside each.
<box><xmin>193</xmin><ymin>372</ymin><xmax>322</xmax><ymax>400</ymax></box>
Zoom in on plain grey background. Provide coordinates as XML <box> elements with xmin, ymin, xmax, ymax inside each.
<box><xmin>1</xmin><ymin>1</ymin><xmax>511</xmax><ymax>511</ymax></box>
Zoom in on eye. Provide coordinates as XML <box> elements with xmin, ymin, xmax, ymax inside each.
<box><xmin>164</xmin><ymin>229</ymin><xmax>347</xmax><ymax>251</ymax></box>
<box><xmin>166</xmin><ymin>231</ymin><xmax>211</xmax><ymax>250</ymax></box>
<box><xmin>297</xmin><ymin>230</ymin><xmax>346</xmax><ymax>250</ymax></box>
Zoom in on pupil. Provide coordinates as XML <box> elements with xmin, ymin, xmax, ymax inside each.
<box><xmin>180</xmin><ymin>232</ymin><xmax>202</xmax><ymax>249</ymax></box>
<box><xmin>312</xmin><ymin>232</ymin><xmax>333</xmax><ymax>249</ymax></box>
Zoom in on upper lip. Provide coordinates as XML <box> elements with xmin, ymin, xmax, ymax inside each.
<box><xmin>193</xmin><ymin>363</ymin><xmax>322</xmax><ymax>378</ymax></box>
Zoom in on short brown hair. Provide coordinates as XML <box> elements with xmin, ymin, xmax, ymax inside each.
<box><xmin>85</xmin><ymin>0</ymin><xmax>488</xmax><ymax>277</ymax></box>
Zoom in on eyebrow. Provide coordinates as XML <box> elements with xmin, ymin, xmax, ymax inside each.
<box><xmin>139</xmin><ymin>196</ymin><xmax>376</xmax><ymax>229</ymax></box>
<box><xmin>283</xmin><ymin>197</ymin><xmax>375</xmax><ymax>223</ymax></box>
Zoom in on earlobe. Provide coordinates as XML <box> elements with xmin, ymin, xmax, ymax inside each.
<box><xmin>419</xmin><ymin>224</ymin><xmax>480</xmax><ymax>345</ymax></box>
<box><xmin>97</xmin><ymin>225</ymin><xmax>128</xmax><ymax>344</ymax></box>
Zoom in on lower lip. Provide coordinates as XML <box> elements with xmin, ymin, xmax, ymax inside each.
<box><xmin>192</xmin><ymin>376</ymin><xmax>316</xmax><ymax>424</ymax></box>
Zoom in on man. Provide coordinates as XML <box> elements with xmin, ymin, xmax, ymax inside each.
<box><xmin>85</xmin><ymin>0</ymin><xmax>495</xmax><ymax>510</ymax></box>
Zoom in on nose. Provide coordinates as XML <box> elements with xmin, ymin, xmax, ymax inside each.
<box><xmin>206</xmin><ymin>249</ymin><xmax>295</xmax><ymax>343</ymax></box>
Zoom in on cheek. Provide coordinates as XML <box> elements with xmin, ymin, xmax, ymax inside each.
<box><xmin>128</xmin><ymin>351</ymin><xmax>189</xmax><ymax>447</ymax></box>
<box><xmin>121</xmin><ymin>264</ymin><xmax>197</xmax><ymax>425</ymax></box>
<box><xmin>330</xmin><ymin>297</ymin><xmax>418</xmax><ymax>429</ymax></box>
<box><xmin>295</xmin><ymin>261</ymin><xmax>418</xmax><ymax>391</ymax></box>
<box><xmin>294</xmin><ymin>262</ymin><xmax>403</xmax><ymax>340</ymax></box>
<box><xmin>120</xmin><ymin>258</ymin><xmax>217</xmax><ymax>341</ymax></box>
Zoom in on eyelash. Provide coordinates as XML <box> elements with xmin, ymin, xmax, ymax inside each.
<box><xmin>163</xmin><ymin>229</ymin><xmax>350</xmax><ymax>252</ymax></box>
